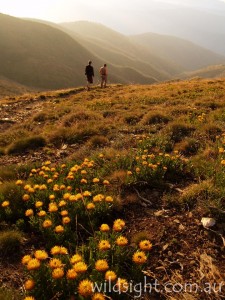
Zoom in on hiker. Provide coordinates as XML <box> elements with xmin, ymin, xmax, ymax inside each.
<box><xmin>99</xmin><ymin>63</ymin><xmax>108</xmax><ymax>88</ymax></box>
<box><xmin>85</xmin><ymin>60</ymin><xmax>94</xmax><ymax>90</ymax></box>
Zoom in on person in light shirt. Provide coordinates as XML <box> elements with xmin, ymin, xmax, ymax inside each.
<box><xmin>99</xmin><ymin>63</ymin><xmax>108</xmax><ymax>88</ymax></box>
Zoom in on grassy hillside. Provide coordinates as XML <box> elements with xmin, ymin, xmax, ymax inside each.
<box><xmin>0</xmin><ymin>14</ymin><xmax>158</xmax><ymax>92</ymax></box>
<box><xmin>180</xmin><ymin>64</ymin><xmax>225</xmax><ymax>80</ymax></box>
<box><xmin>0</xmin><ymin>79</ymin><xmax>225</xmax><ymax>299</ymax></box>
<box><xmin>0</xmin><ymin>76</ymin><xmax>36</xmax><ymax>98</ymax></box>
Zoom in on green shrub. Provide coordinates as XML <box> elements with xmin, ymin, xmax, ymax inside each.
<box><xmin>7</xmin><ymin>136</ymin><xmax>46</xmax><ymax>154</ymax></box>
<box><xmin>0</xmin><ymin>230</ymin><xmax>23</xmax><ymax>258</ymax></box>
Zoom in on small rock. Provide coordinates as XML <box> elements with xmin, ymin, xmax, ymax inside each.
<box><xmin>201</xmin><ymin>217</ymin><xmax>216</xmax><ymax>228</ymax></box>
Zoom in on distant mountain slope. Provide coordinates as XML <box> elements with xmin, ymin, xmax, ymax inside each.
<box><xmin>59</xmin><ymin>21</ymin><xmax>183</xmax><ymax>81</ymax></box>
<box><xmin>178</xmin><ymin>64</ymin><xmax>225</xmax><ymax>80</ymax></box>
<box><xmin>0</xmin><ymin>14</ymin><xmax>157</xmax><ymax>90</ymax></box>
<box><xmin>59</xmin><ymin>21</ymin><xmax>225</xmax><ymax>79</ymax></box>
<box><xmin>130</xmin><ymin>32</ymin><xmax>225</xmax><ymax>71</ymax></box>
<box><xmin>130</xmin><ymin>1</ymin><xmax>225</xmax><ymax>56</ymax></box>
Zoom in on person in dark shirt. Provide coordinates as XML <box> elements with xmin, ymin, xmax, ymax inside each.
<box><xmin>85</xmin><ymin>60</ymin><xmax>94</xmax><ymax>90</ymax></box>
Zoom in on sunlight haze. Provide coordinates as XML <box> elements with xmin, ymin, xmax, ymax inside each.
<box><xmin>1</xmin><ymin>0</ymin><xmax>225</xmax><ymax>35</ymax></box>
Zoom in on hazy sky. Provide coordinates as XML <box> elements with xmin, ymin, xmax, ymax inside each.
<box><xmin>1</xmin><ymin>0</ymin><xmax>225</xmax><ymax>34</ymax></box>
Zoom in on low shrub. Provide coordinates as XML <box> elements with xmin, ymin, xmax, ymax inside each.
<box><xmin>0</xmin><ymin>230</ymin><xmax>23</xmax><ymax>258</ymax></box>
<box><xmin>7</xmin><ymin>136</ymin><xmax>46</xmax><ymax>154</ymax></box>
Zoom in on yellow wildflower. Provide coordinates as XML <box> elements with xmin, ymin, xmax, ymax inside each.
<box><xmin>37</xmin><ymin>210</ymin><xmax>46</xmax><ymax>217</ymax></box>
<box><xmin>115</xmin><ymin>278</ymin><xmax>129</xmax><ymax>293</ymax></box>
<box><xmin>55</xmin><ymin>225</ymin><xmax>64</xmax><ymax>233</ymax></box>
<box><xmin>42</xmin><ymin>219</ymin><xmax>52</xmax><ymax>228</ymax></box>
<box><xmin>78</xmin><ymin>279</ymin><xmax>93</xmax><ymax>297</ymax></box>
<box><xmin>35</xmin><ymin>201</ymin><xmax>43</xmax><ymax>208</ymax></box>
<box><xmin>1</xmin><ymin>201</ymin><xmax>10</xmax><ymax>208</ymax></box>
<box><xmin>34</xmin><ymin>250</ymin><xmax>48</xmax><ymax>260</ymax></box>
<box><xmin>99</xmin><ymin>224</ymin><xmax>110</xmax><ymax>232</ymax></box>
<box><xmin>86</xmin><ymin>203</ymin><xmax>95</xmax><ymax>210</ymax></box>
<box><xmin>49</xmin><ymin>258</ymin><xmax>63</xmax><ymax>269</ymax></box>
<box><xmin>70</xmin><ymin>254</ymin><xmax>82</xmax><ymax>264</ymax></box>
<box><xmin>73</xmin><ymin>262</ymin><xmax>88</xmax><ymax>273</ymax></box>
<box><xmin>139</xmin><ymin>240</ymin><xmax>152</xmax><ymax>251</ymax></box>
<box><xmin>105</xmin><ymin>270</ymin><xmax>117</xmax><ymax>281</ymax></box>
<box><xmin>27</xmin><ymin>258</ymin><xmax>41</xmax><ymax>270</ymax></box>
<box><xmin>24</xmin><ymin>279</ymin><xmax>35</xmax><ymax>290</ymax></box>
<box><xmin>95</xmin><ymin>259</ymin><xmax>109</xmax><ymax>272</ymax></box>
<box><xmin>116</xmin><ymin>236</ymin><xmax>128</xmax><ymax>246</ymax></box>
<box><xmin>66</xmin><ymin>269</ymin><xmax>78</xmax><ymax>280</ymax></box>
<box><xmin>22</xmin><ymin>255</ymin><xmax>32</xmax><ymax>265</ymax></box>
<box><xmin>22</xmin><ymin>194</ymin><xmax>30</xmax><ymax>201</ymax></box>
<box><xmin>16</xmin><ymin>179</ymin><xmax>23</xmax><ymax>185</ymax></box>
<box><xmin>132</xmin><ymin>251</ymin><xmax>147</xmax><ymax>264</ymax></box>
<box><xmin>105</xmin><ymin>196</ymin><xmax>113</xmax><ymax>203</ymax></box>
<box><xmin>62</xmin><ymin>216</ymin><xmax>71</xmax><ymax>224</ymax></box>
<box><xmin>98</xmin><ymin>240</ymin><xmax>111</xmax><ymax>251</ymax></box>
<box><xmin>92</xmin><ymin>293</ymin><xmax>105</xmax><ymax>300</ymax></box>
<box><xmin>52</xmin><ymin>268</ymin><xmax>64</xmax><ymax>279</ymax></box>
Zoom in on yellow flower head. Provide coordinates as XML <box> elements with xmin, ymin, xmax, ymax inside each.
<box><xmin>62</xmin><ymin>216</ymin><xmax>71</xmax><ymax>224</ymax></box>
<box><xmin>93</xmin><ymin>194</ymin><xmax>104</xmax><ymax>202</ymax></box>
<box><xmin>35</xmin><ymin>201</ymin><xmax>43</xmax><ymax>208</ymax></box>
<box><xmin>105</xmin><ymin>270</ymin><xmax>117</xmax><ymax>281</ymax></box>
<box><xmin>86</xmin><ymin>203</ymin><xmax>95</xmax><ymax>210</ymax></box>
<box><xmin>22</xmin><ymin>194</ymin><xmax>30</xmax><ymax>201</ymax></box>
<box><xmin>42</xmin><ymin>219</ymin><xmax>52</xmax><ymax>228</ymax></box>
<box><xmin>55</xmin><ymin>225</ymin><xmax>64</xmax><ymax>233</ymax></box>
<box><xmin>60</xmin><ymin>246</ymin><xmax>68</xmax><ymax>255</ymax></box>
<box><xmin>103</xmin><ymin>180</ymin><xmax>110</xmax><ymax>185</ymax></box>
<box><xmin>105</xmin><ymin>196</ymin><xmax>113</xmax><ymax>203</ymax></box>
<box><xmin>59</xmin><ymin>200</ymin><xmax>67</xmax><ymax>207</ymax></box>
<box><xmin>48</xmin><ymin>203</ymin><xmax>58</xmax><ymax>212</ymax></box>
<box><xmin>113</xmin><ymin>219</ymin><xmax>125</xmax><ymax>232</ymax></box>
<box><xmin>49</xmin><ymin>258</ymin><xmax>63</xmax><ymax>269</ymax></box>
<box><xmin>115</xmin><ymin>278</ymin><xmax>129</xmax><ymax>293</ymax></box>
<box><xmin>132</xmin><ymin>251</ymin><xmax>147</xmax><ymax>264</ymax></box>
<box><xmin>81</xmin><ymin>178</ymin><xmax>88</xmax><ymax>184</ymax></box>
<box><xmin>95</xmin><ymin>259</ymin><xmax>109</xmax><ymax>272</ymax></box>
<box><xmin>34</xmin><ymin>250</ymin><xmax>48</xmax><ymax>260</ymax></box>
<box><xmin>60</xmin><ymin>210</ymin><xmax>68</xmax><ymax>216</ymax></box>
<box><xmin>51</xmin><ymin>246</ymin><xmax>61</xmax><ymax>255</ymax></box>
<box><xmin>37</xmin><ymin>210</ymin><xmax>46</xmax><ymax>217</ymax></box>
<box><xmin>27</xmin><ymin>258</ymin><xmax>41</xmax><ymax>270</ymax></box>
<box><xmin>1</xmin><ymin>201</ymin><xmax>10</xmax><ymax>208</ymax></box>
<box><xmin>24</xmin><ymin>297</ymin><xmax>35</xmax><ymax>300</ymax></box>
<box><xmin>22</xmin><ymin>255</ymin><xmax>32</xmax><ymax>265</ymax></box>
<box><xmin>98</xmin><ymin>240</ymin><xmax>111</xmax><ymax>251</ymax></box>
<box><xmin>139</xmin><ymin>240</ymin><xmax>152</xmax><ymax>251</ymax></box>
<box><xmin>52</xmin><ymin>268</ymin><xmax>64</xmax><ymax>279</ymax></box>
<box><xmin>92</xmin><ymin>293</ymin><xmax>106</xmax><ymax>300</ymax></box>
<box><xmin>49</xmin><ymin>194</ymin><xmax>55</xmax><ymax>201</ymax></box>
<box><xmin>24</xmin><ymin>279</ymin><xmax>35</xmax><ymax>290</ymax></box>
<box><xmin>16</xmin><ymin>179</ymin><xmax>23</xmax><ymax>185</ymax></box>
<box><xmin>93</xmin><ymin>178</ymin><xmax>100</xmax><ymax>183</ymax></box>
<box><xmin>66</xmin><ymin>269</ymin><xmax>78</xmax><ymax>280</ymax></box>
<box><xmin>99</xmin><ymin>224</ymin><xmax>110</xmax><ymax>232</ymax></box>
<box><xmin>63</xmin><ymin>193</ymin><xmax>71</xmax><ymax>200</ymax></box>
<box><xmin>78</xmin><ymin>279</ymin><xmax>93</xmax><ymax>297</ymax></box>
<box><xmin>73</xmin><ymin>261</ymin><xmax>88</xmax><ymax>273</ymax></box>
<box><xmin>83</xmin><ymin>190</ymin><xmax>91</xmax><ymax>197</ymax></box>
<box><xmin>70</xmin><ymin>254</ymin><xmax>82</xmax><ymax>264</ymax></box>
<box><xmin>25</xmin><ymin>209</ymin><xmax>34</xmax><ymax>217</ymax></box>
<box><xmin>116</xmin><ymin>236</ymin><xmax>128</xmax><ymax>247</ymax></box>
